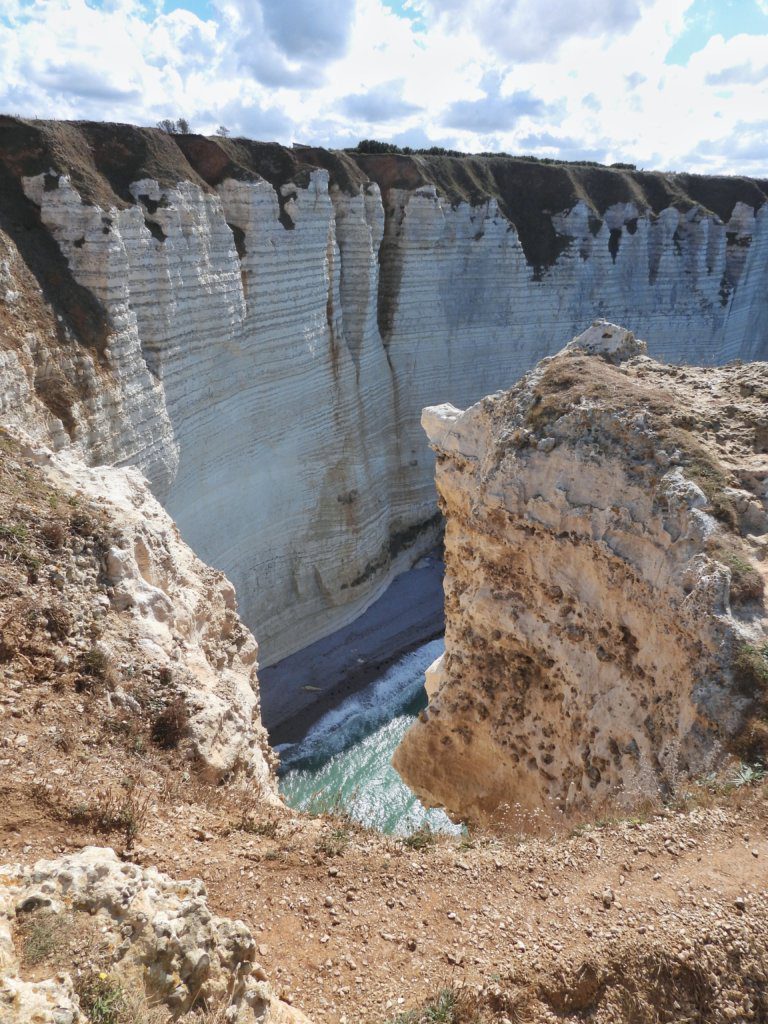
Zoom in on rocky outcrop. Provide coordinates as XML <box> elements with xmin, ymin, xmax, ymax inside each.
<box><xmin>0</xmin><ymin>846</ymin><xmax>307</xmax><ymax>1022</ymax></box>
<box><xmin>393</xmin><ymin>322</ymin><xmax>768</xmax><ymax>824</ymax></box>
<box><xmin>1</xmin><ymin>118</ymin><xmax>767</xmax><ymax>663</ymax></box>
<box><xmin>3</xmin><ymin>427</ymin><xmax>278</xmax><ymax>789</ymax></box>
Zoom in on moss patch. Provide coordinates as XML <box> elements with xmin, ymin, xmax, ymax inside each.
<box><xmin>734</xmin><ymin>642</ymin><xmax>768</xmax><ymax>693</ymax></box>
<box><xmin>713</xmin><ymin>546</ymin><xmax>765</xmax><ymax>605</ymax></box>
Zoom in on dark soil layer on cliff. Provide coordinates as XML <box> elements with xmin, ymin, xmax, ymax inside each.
<box><xmin>2</xmin><ymin>116</ymin><xmax>767</xmax><ymax>272</ymax></box>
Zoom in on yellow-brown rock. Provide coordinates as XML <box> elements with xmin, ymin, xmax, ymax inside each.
<box><xmin>393</xmin><ymin>321</ymin><xmax>768</xmax><ymax>824</ymax></box>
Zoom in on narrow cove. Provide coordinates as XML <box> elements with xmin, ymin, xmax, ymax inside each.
<box><xmin>259</xmin><ymin>554</ymin><xmax>460</xmax><ymax>835</ymax></box>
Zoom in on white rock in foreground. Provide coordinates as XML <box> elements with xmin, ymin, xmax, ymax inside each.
<box><xmin>19</xmin><ymin>433</ymin><xmax>278</xmax><ymax>790</ymax></box>
<box><xmin>0</xmin><ymin>847</ymin><xmax>308</xmax><ymax>1022</ymax></box>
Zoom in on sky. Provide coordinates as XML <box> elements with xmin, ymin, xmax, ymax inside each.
<box><xmin>1</xmin><ymin>0</ymin><xmax>767</xmax><ymax>174</ymax></box>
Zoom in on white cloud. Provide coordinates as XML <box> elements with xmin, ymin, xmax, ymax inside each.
<box><xmin>442</xmin><ymin>75</ymin><xmax>551</xmax><ymax>132</ymax></box>
<box><xmin>414</xmin><ymin>0</ymin><xmax>656</xmax><ymax>63</ymax></box>
<box><xmin>0</xmin><ymin>0</ymin><xmax>765</xmax><ymax>176</ymax></box>
<box><xmin>339</xmin><ymin>79</ymin><xmax>422</xmax><ymax>123</ymax></box>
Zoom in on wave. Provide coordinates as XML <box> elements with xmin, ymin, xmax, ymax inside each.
<box><xmin>277</xmin><ymin>638</ymin><xmax>444</xmax><ymax>772</ymax></box>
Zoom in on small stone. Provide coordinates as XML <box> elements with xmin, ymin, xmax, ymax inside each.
<box><xmin>537</xmin><ymin>436</ymin><xmax>556</xmax><ymax>453</ymax></box>
<box><xmin>328</xmin><ymin>866</ymin><xmax>339</xmax><ymax>877</ymax></box>
<box><xmin>734</xmin><ymin>897</ymin><xmax>746</xmax><ymax>912</ymax></box>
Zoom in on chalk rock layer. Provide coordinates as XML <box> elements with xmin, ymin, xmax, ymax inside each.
<box><xmin>0</xmin><ymin>846</ymin><xmax>307</xmax><ymax>1023</ymax></box>
<box><xmin>2</xmin><ymin>120</ymin><xmax>767</xmax><ymax>662</ymax></box>
<box><xmin>394</xmin><ymin>322</ymin><xmax>768</xmax><ymax>823</ymax></box>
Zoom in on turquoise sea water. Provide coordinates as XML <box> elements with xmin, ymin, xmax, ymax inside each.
<box><xmin>277</xmin><ymin>639</ymin><xmax>461</xmax><ymax>836</ymax></box>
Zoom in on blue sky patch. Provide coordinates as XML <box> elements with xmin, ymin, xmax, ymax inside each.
<box><xmin>382</xmin><ymin>0</ymin><xmax>426</xmax><ymax>32</ymax></box>
<box><xmin>162</xmin><ymin>0</ymin><xmax>216</xmax><ymax>18</ymax></box>
<box><xmin>666</xmin><ymin>0</ymin><xmax>768</xmax><ymax>65</ymax></box>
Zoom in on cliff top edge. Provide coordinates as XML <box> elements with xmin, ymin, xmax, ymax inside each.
<box><xmin>1</xmin><ymin>114</ymin><xmax>767</xmax><ymax>272</ymax></box>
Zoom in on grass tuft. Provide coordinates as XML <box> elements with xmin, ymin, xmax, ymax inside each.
<box><xmin>714</xmin><ymin>547</ymin><xmax>764</xmax><ymax>605</ymax></box>
<box><xmin>151</xmin><ymin>697</ymin><xmax>188</xmax><ymax>749</ymax></box>
<box><xmin>75</xmin><ymin>973</ymin><xmax>126</xmax><ymax>1024</ymax></box>
<box><xmin>403</xmin><ymin>826</ymin><xmax>437</xmax><ymax>851</ymax></box>
<box><xmin>734</xmin><ymin>641</ymin><xmax>768</xmax><ymax>692</ymax></box>
<box><xmin>391</xmin><ymin>988</ymin><xmax>459</xmax><ymax>1024</ymax></box>
<box><xmin>18</xmin><ymin>910</ymin><xmax>67</xmax><ymax>967</ymax></box>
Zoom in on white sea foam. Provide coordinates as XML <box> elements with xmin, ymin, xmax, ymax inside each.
<box><xmin>278</xmin><ymin>638</ymin><xmax>444</xmax><ymax>770</ymax></box>
<box><xmin>278</xmin><ymin>638</ymin><xmax>460</xmax><ymax>835</ymax></box>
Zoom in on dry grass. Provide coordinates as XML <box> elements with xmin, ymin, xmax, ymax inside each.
<box><xmin>17</xmin><ymin>909</ymin><xmax>71</xmax><ymax>968</ymax></box>
<box><xmin>32</xmin><ymin>775</ymin><xmax>153</xmax><ymax>849</ymax></box>
<box><xmin>151</xmin><ymin>696</ymin><xmax>189</xmax><ymax>749</ymax></box>
<box><xmin>391</xmin><ymin>983</ymin><xmax>532</xmax><ymax>1024</ymax></box>
<box><xmin>75</xmin><ymin>970</ymin><xmax>169</xmax><ymax>1024</ymax></box>
<box><xmin>521</xmin><ymin>354</ymin><xmax>752</xmax><ymax>528</ymax></box>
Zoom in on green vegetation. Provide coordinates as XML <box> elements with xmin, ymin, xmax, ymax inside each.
<box><xmin>731</xmin><ymin>761</ymin><xmax>766</xmax><ymax>788</ymax></box>
<box><xmin>235</xmin><ymin>815</ymin><xmax>280</xmax><ymax>838</ymax></box>
<box><xmin>75</xmin><ymin>973</ymin><xmax>129</xmax><ymax>1024</ymax></box>
<box><xmin>716</xmin><ymin>547</ymin><xmax>765</xmax><ymax>604</ymax></box>
<box><xmin>734</xmin><ymin>641</ymin><xmax>768</xmax><ymax>690</ymax></box>
<box><xmin>403</xmin><ymin>826</ymin><xmax>437</xmax><ymax>851</ymax></box>
<box><xmin>390</xmin><ymin>988</ymin><xmax>460</xmax><ymax>1024</ymax></box>
<box><xmin>316</xmin><ymin>825</ymin><xmax>351</xmax><ymax>858</ymax></box>
<box><xmin>349</xmin><ymin>139</ymin><xmax>637</xmax><ymax>170</ymax></box>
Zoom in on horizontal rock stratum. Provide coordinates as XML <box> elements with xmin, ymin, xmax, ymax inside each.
<box><xmin>393</xmin><ymin>322</ymin><xmax>768</xmax><ymax>824</ymax></box>
<box><xmin>1</xmin><ymin>118</ymin><xmax>767</xmax><ymax>662</ymax></box>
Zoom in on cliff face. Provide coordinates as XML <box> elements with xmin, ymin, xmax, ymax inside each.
<box><xmin>1</xmin><ymin>118</ymin><xmax>767</xmax><ymax>663</ymax></box>
<box><xmin>393</xmin><ymin>323</ymin><xmax>768</xmax><ymax>824</ymax></box>
<box><xmin>0</xmin><ymin>426</ymin><xmax>277</xmax><ymax>790</ymax></box>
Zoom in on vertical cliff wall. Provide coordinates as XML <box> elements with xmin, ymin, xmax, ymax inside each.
<box><xmin>394</xmin><ymin>323</ymin><xmax>768</xmax><ymax>823</ymax></box>
<box><xmin>0</xmin><ymin>118</ymin><xmax>766</xmax><ymax>663</ymax></box>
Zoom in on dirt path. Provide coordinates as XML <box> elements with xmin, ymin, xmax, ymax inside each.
<box><xmin>4</xmin><ymin>782</ymin><xmax>767</xmax><ymax>1022</ymax></box>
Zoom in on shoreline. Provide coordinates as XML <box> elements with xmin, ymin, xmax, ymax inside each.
<box><xmin>259</xmin><ymin>553</ymin><xmax>445</xmax><ymax>748</ymax></box>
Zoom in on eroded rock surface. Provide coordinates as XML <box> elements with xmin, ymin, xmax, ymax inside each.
<box><xmin>0</xmin><ymin>846</ymin><xmax>307</xmax><ymax>1023</ymax></box>
<box><xmin>1</xmin><ymin>427</ymin><xmax>278</xmax><ymax>790</ymax></box>
<box><xmin>394</xmin><ymin>322</ymin><xmax>768</xmax><ymax>823</ymax></box>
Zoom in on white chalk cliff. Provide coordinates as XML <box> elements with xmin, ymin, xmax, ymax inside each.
<box><xmin>1</xmin><ymin>120</ymin><xmax>766</xmax><ymax>663</ymax></box>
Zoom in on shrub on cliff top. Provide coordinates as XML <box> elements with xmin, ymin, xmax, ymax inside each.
<box><xmin>156</xmin><ymin>118</ymin><xmax>191</xmax><ymax>135</ymax></box>
<box><xmin>151</xmin><ymin>696</ymin><xmax>188</xmax><ymax>749</ymax></box>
